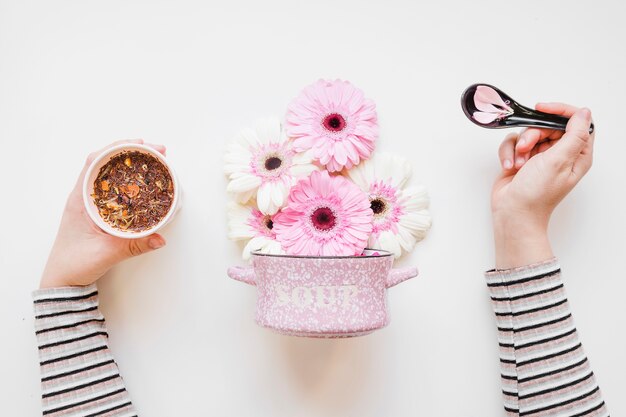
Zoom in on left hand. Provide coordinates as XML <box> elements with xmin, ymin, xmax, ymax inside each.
<box><xmin>40</xmin><ymin>139</ymin><xmax>168</xmax><ymax>289</ymax></box>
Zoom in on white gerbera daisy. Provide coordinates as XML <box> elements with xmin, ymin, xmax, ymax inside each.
<box><xmin>227</xmin><ymin>202</ymin><xmax>284</xmax><ymax>260</ymax></box>
<box><xmin>224</xmin><ymin>118</ymin><xmax>318</xmax><ymax>214</ymax></box>
<box><xmin>347</xmin><ymin>153</ymin><xmax>431</xmax><ymax>258</ymax></box>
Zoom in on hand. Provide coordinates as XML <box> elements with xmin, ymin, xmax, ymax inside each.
<box><xmin>491</xmin><ymin>103</ymin><xmax>594</xmax><ymax>268</ymax></box>
<box><xmin>40</xmin><ymin>139</ymin><xmax>168</xmax><ymax>289</ymax></box>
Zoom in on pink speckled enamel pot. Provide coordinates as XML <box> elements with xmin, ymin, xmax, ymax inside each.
<box><xmin>227</xmin><ymin>249</ymin><xmax>418</xmax><ymax>337</ymax></box>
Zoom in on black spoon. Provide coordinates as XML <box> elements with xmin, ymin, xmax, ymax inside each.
<box><xmin>461</xmin><ymin>83</ymin><xmax>594</xmax><ymax>134</ymax></box>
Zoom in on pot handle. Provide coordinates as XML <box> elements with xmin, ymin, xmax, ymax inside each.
<box><xmin>227</xmin><ymin>266</ymin><xmax>256</xmax><ymax>286</ymax></box>
<box><xmin>386</xmin><ymin>266</ymin><xmax>419</xmax><ymax>288</ymax></box>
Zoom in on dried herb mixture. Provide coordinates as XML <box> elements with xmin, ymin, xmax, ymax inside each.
<box><xmin>92</xmin><ymin>151</ymin><xmax>174</xmax><ymax>232</ymax></box>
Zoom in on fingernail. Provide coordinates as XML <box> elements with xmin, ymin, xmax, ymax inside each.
<box><xmin>516</xmin><ymin>157</ymin><xmax>525</xmax><ymax>166</ymax></box>
<box><xmin>149</xmin><ymin>237</ymin><xmax>166</xmax><ymax>249</ymax></box>
<box><xmin>503</xmin><ymin>159</ymin><xmax>513</xmax><ymax>169</ymax></box>
<box><xmin>517</xmin><ymin>137</ymin><xmax>526</xmax><ymax>147</ymax></box>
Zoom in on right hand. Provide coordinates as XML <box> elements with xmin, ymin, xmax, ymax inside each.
<box><xmin>490</xmin><ymin>104</ymin><xmax>595</xmax><ymax>268</ymax></box>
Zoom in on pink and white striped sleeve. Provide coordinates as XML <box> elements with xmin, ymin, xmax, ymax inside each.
<box><xmin>486</xmin><ymin>258</ymin><xmax>609</xmax><ymax>417</ymax></box>
<box><xmin>33</xmin><ymin>284</ymin><xmax>137</xmax><ymax>417</ymax></box>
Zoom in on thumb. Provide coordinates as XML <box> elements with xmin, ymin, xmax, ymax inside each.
<box><xmin>549</xmin><ymin>108</ymin><xmax>592</xmax><ymax>161</ymax></box>
<box><xmin>124</xmin><ymin>234</ymin><xmax>166</xmax><ymax>258</ymax></box>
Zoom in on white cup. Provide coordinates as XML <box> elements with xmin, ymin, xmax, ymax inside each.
<box><xmin>82</xmin><ymin>143</ymin><xmax>181</xmax><ymax>239</ymax></box>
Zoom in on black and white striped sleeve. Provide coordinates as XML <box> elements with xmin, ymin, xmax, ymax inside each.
<box><xmin>33</xmin><ymin>284</ymin><xmax>137</xmax><ymax>417</ymax></box>
<box><xmin>486</xmin><ymin>258</ymin><xmax>609</xmax><ymax>417</ymax></box>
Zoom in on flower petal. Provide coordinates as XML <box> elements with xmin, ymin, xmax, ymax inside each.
<box><xmin>257</xmin><ymin>184</ymin><xmax>273</xmax><ymax>214</ymax></box>
<box><xmin>227</xmin><ymin>174</ymin><xmax>262</xmax><ymax>194</ymax></box>
<box><xmin>255</xmin><ymin>118</ymin><xmax>282</xmax><ymax>144</ymax></box>
<box><xmin>475</xmin><ymin>85</ymin><xmax>510</xmax><ymax>111</ymax></box>
<box><xmin>472</xmin><ymin>111</ymin><xmax>499</xmax><ymax>124</ymax></box>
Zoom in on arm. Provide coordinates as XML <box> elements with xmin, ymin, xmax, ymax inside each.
<box><xmin>487</xmin><ymin>105</ymin><xmax>609</xmax><ymax>416</ymax></box>
<box><xmin>35</xmin><ymin>139</ymin><xmax>167</xmax><ymax>416</ymax></box>
<box><xmin>487</xmin><ymin>260</ymin><xmax>606</xmax><ymax>416</ymax></box>
<box><xmin>33</xmin><ymin>286</ymin><xmax>136</xmax><ymax>416</ymax></box>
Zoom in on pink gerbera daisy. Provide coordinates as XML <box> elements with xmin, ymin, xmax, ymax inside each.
<box><xmin>227</xmin><ymin>202</ymin><xmax>284</xmax><ymax>260</ymax></box>
<box><xmin>224</xmin><ymin>118</ymin><xmax>318</xmax><ymax>215</ymax></box>
<box><xmin>273</xmin><ymin>170</ymin><xmax>373</xmax><ymax>256</ymax></box>
<box><xmin>347</xmin><ymin>153</ymin><xmax>431</xmax><ymax>258</ymax></box>
<box><xmin>285</xmin><ymin>79</ymin><xmax>379</xmax><ymax>172</ymax></box>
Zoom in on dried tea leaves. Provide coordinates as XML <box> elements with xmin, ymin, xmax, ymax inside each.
<box><xmin>92</xmin><ymin>151</ymin><xmax>174</xmax><ymax>232</ymax></box>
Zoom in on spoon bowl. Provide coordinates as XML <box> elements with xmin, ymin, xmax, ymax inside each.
<box><xmin>461</xmin><ymin>83</ymin><xmax>594</xmax><ymax>134</ymax></box>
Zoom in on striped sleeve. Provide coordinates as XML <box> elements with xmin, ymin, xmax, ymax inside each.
<box><xmin>485</xmin><ymin>258</ymin><xmax>609</xmax><ymax>417</ymax></box>
<box><xmin>33</xmin><ymin>284</ymin><xmax>137</xmax><ymax>417</ymax></box>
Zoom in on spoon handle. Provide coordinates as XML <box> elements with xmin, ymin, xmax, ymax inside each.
<box><xmin>508</xmin><ymin>111</ymin><xmax>594</xmax><ymax>134</ymax></box>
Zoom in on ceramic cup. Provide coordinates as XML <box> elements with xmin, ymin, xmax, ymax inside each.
<box><xmin>82</xmin><ymin>143</ymin><xmax>181</xmax><ymax>239</ymax></box>
<box><xmin>227</xmin><ymin>249</ymin><xmax>418</xmax><ymax>337</ymax></box>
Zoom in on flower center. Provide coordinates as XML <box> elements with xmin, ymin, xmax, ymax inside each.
<box><xmin>264</xmin><ymin>156</ymin><xmax>282</xmax><ymax>171</ymax></box>
<box><xmin>370</xmin><ymin>198</ymin><xmax>387</xmax><ymax>215</ymax></box>
<box><xmin>265</xmin><ymin>218</ymin><xmax>274</xmax><ymax>230</ymax></box>
<box><xmin>322</xmin><ymin>113</ymin><xmax>346</xmax><ymax>132</ymax></box>
<box><xmin>311</xmin><ymin>207</ymin><xmax>336</xmax><ymax>231</ymax></box>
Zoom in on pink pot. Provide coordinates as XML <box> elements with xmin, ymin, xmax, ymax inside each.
<box><xmin>227</xmin><ymin>249</ymin><xmax>418</xmax><ymax>338</ymax></box>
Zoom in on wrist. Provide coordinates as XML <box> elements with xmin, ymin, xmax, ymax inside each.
<box><xmin>492</xmin><ymin>210</ymin><xmax>553</xmax><ymax>269</ymax></box>
<box><xmin>40</xmin><ymin>261</ymin><xmax>98</xmax><ymax>289</ymax></box>
<box><xmin>40</xmin><ymin>273</ymin><xmax>73</xmax><ymax>289</ymax></box>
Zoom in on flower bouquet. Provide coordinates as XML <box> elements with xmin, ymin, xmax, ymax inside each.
<box><xmin>225</xmin><ymin>79</ymin><xmax>431</xmax><ymax>337</ymax></box>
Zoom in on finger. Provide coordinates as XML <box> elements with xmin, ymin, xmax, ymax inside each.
<box><xmin>515</xmin><ymin>148</ymin><xmax>531</xmax><ymax>169</ymax></box>
<box><xmin>511</xmin><ymin>130</ymin><xmax>531</xmax><ymax>168</ymax></box>
<box><xmin>535</xmin><ymin>102</ymin><xmax>580</xmax><ymax>118</ymax></box>
<box><xmin>515</xmin><ymin>102</ymin><xmax>582</xmax><ymax>155</ymax></box>
<box><xmin>145</xmin><ymin>143</ymin><xmax>167</xmax><ymax>156</ymax></box>
<box><xmin>572</xmin><ymin>119</ymin><xmax>596</xmax><ymax>176</ymax></box>
<box><xmin>537</xmin><ymin>102</ymin><xmax>591</xmax><ymax>143</ymax></box>
<box><xmin>124</xmin><ymin>234</ymin><xmax>167</xmax><ymax>259</ymax></box>
<box><xmin>529</xmin><ymin>138</ymin><xmax>556</xmax><ymax>159</ymax></box>
<box><xmin>530</xmin><ymin>146</ymin><xmax>539</xmax><ymax>159</ymax></box>
<box><xmin>498</xmin><ymin>133</ymin><xmax>517</xmax><ymax>170</ymax></box>
<box><xmin>537</xmin><ymin>140</ymin><xmax>555</xmax><ymax>153</ymax></box>
<box><xmin>516</xmin><ymin>127</ymin><xmax>559</xmax><ymax>153</ymax></box>
<box><xmin>548</xmin><ymin>108</ymin><xmax>592</xmax><ymax>161</ymax></box>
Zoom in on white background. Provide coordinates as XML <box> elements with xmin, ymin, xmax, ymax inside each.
<box><xmin>1</xmin><ymin>1</ymin><xmax>625</xmax><ymax>416</ymax></box>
